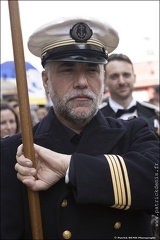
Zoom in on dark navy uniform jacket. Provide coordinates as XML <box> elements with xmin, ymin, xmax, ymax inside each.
<box><xmin>1</xmin><ymin>107</ymin><xmax>159</xmax><ymax>239</ymax></box>
<box><xmin>100</xmin><ymin>101</ymin><xmax>159</xmax><ymax>136</ymax></box>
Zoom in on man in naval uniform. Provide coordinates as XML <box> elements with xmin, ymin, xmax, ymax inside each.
<box><xmin>100</xmin><ymin>53</ymin><xmax>159</xmax><ymax>137</ymax></box>
<box><xmin>1</xmin><ymin>17</ymin><xmax>159</xmax><ymax>239</ymax></box>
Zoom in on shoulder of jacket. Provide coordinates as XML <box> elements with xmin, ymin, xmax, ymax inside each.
<box><xmin>1</xmin><ymin>135</ymin><xmax>10</xmax><ymax>140</ymax></box>
<box><xmin>1</xmin><ymin>132</ymin><xmax>22</xmax><ymax>144</ymax></box>
<box><xmin>138</xmin><ymin>101</ymin><xmax>159</xmax><ymax>113</ymax></box>
<box><xmin>99</xmin><ymin>101</ymin><xmax>108</xmax><ymax>109</ymax></box>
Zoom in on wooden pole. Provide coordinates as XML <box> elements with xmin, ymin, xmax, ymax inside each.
<box><xmin>8</xmin><ymin>1</ymin><xmax>43</xmax><ymax>239</ymax></box>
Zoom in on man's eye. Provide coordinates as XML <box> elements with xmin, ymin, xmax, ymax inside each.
<box><xmin>110</xmin><ymin>75</ymin><xmax>118</xmax><ymax>80</ymax></box>
<box><xmin>87</xmin><ymin>68</ymin><xmax>97</xmax><ymax>72</ymax></box>
<box><xmin>123</xmin><ymin>73</ymin><xmax>131</xmax><ymax>78</ymax></box>
<box><xmin>62</xmin><ymin>68</ymin><xmax>73</xmax><ymax>72</ymax></box>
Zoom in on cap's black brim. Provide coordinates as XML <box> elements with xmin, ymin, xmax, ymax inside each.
<box><xmin>45</xmin><ymin>55</ymin><xmax>107</xmax><ymax>65</ymax></box>
<box><xmin>41</xmin><ymin>44</ymin><xmax>108</xmax><ymax>67</ymax></box>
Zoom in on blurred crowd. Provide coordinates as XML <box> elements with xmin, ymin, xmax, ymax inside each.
<box><xmin>148</xmin><ymin>85</ymin><xmax>159</xmax><ymax>108</ymax></box>
<box><xmin>0</xmin><ymin>96</ymin><xmax>49</xmax><ymax>138</ymax></box>
<box><xmin>1</xmin><ymin>83</ymin><xmax>159</xmax><ymax>139</ymax></box>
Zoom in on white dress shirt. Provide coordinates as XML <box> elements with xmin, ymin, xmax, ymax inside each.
<box><xmin>108</xmin><ymin>97</ymin><xmax>138</xmax><ymax>120</ymax></box>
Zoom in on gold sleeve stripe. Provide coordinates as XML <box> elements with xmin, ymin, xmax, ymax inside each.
<box><xmin>112</xmin><ymin>155</ymin><xmax>126</xmax><ymax>208</ymax></box>
<box><xmin>105</xmin><ymin>155</ymin><xmax>118</xmax><ymax>206</ymax></box>
<box><xmin>105</xmin><ymin>154</ymin><xmax>131</xmax><ymax>210</ymax></box>
<box><xmin>117</xmin><ymin>155</ymin><xmax>131</xmax><ymax>210</ymax></box>
<box><xmin>107</xmin><ymin>155</ymin><xmax>122</xmax><ymax>209</ymax></box>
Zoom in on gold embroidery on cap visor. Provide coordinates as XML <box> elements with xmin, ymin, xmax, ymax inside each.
<box><xmin>41</xmin><ymin>37</ymin><xmax>108</xmax><ymax>67</ymax></box>
<box><xmin>41</xmin><ymin>37</ymin><xmax>107</xmax><ymax>57</ymax></box>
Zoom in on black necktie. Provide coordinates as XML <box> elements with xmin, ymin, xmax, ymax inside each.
<box><xmin>116</xmin><ymin>105</ymin><xmax>137</xmax><ymax>118</ymax></box>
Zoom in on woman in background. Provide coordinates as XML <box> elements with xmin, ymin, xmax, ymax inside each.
<box><xmin>0</xmin><ymin>102</ymin><xmax>20</xmax><ymax>138</ymax></box>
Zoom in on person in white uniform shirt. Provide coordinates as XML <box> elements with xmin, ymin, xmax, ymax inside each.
<box><xmin>100</xmin><ymin>53</ymin><xmax>159</xmax><ymax>137</ymax></box>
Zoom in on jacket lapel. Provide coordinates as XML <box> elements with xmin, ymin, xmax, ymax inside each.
<box><xmin>76</xmin><ymin>111</ymin><xmax>126</xmax><ymax>154</ymax></box>
<box><xmin>100</xmin><ymin>103</ymin><xmax>116</xmax><ymax>118</ymax></box>
<box><xmin>32</xmin><ymin>108</ymin><xmax>127</xmax><ymax>155</ymax></box>
<box><xmin>33</xmin><ymin>108</ymin><xmax>74</xmax><ymax>153</ymax></box>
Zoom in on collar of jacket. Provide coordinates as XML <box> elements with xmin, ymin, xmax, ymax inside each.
<box><xmin>33</xmin><ymin>107</ymin><xmax>127</xmax><ymax>154</ymax></box>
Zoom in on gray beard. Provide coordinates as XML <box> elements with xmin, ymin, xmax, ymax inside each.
<box><xmin>51</xmin><ymin>89</ymin><xmax>103</xmax><ymax>127</ymax></box>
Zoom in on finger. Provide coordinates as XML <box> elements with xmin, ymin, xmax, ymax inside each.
<box><xmin>16</xmin><ymin>144</ymin><xmax>24</xmax><ymax>156</ymax></box>
<box><xmin>16</xmin><ymin>154</ymin><xmax>33</xmax><ymax>167</ymax></box>
<box><xmin>17</xmin><ymin>172</ymin><xmax>35</xmax><ymax>182</ymax></box>
<box><xmin>15</xmin><ymin>163</ymin><xmax>36</xmax><ymax>176</ymax></box>
<box><xmin>17</xmin><ymin>177</ymin><xmax>40</xmax><ymax>191</ymax></box>
<box><xmin>22</xmin><ymin>179</ymin><xmax>37</xmax><ymax>190</ymax></box>
<box><xmin>22</xmin><ymin>178</ymin><xmax>49</xmax><ymax>191</ymax></box>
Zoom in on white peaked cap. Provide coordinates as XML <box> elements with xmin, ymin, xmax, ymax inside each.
<box><xmin>28</xmin><ymin>16</ymin><xmax>119</xmax><ymax>67</ymax></box>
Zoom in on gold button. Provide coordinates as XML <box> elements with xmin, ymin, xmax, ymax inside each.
<box><xmin>114</xmin><ymin>221</ymin><xmax>121</xmax><ymax>230</ymax></box>
<box><xmin>62</xmin><ymin>230</ymin><xmax>72</xmax><ymax>239</ymax></box>
<box><xmin>61</xmin><ymin>199</ymin><xmax>68</xmax><ymax>207</ymax></box>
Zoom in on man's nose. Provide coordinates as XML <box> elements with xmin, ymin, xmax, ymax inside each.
<box><xmin>118</xmin><ymin>75</ymin><xmax>125</xmax><ymax>84</ymax></box>
<box><xmin>74</xmin><ymin>73</ymin><xmax>88</xmax><ymax>88</ymax></box>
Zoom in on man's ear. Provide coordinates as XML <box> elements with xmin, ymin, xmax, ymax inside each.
<box><xmin>42</xmin><ymin>71</ymin><xmax>49</xmax><ymax>94</ymax></box>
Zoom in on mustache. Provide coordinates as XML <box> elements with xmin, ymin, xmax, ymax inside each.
<box><xmin>67</xmin><ymin>90</ymin><xmax>96</xmax><ymax>99</ymax></box>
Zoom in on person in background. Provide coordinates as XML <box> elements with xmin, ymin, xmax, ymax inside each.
<box><xmin>30</xmin><ymin>109</ymin><xmax>39</xmax><ymax>126</ymax></box>
<box><xmin>5</xmin><ymin>96</ymin><xmax>39</xmax><ymax>127</ymax></box>
<box><xmin>0</xmin><ymin>102</ymin><xmax>20</xmax><ymax>138</ymax></box>
<box><xmin>149</xmin><ymin>85</ymin><xmax>159</xmax><ymax>108</ymax></box>
<box><xmin>1</xmin><ymin>17</ymin><xmax>159</xmax><ymax>239</ymax></box>
<box><xmin>100</xmin><ymin>53</ymin><xmax>159</xmax><ymax>137</ymax></box>
<box><xmin>36</xmin><ymin>105</ymin><xmax>48</xmax><ymax>121</ymax></box>
<box><xmin>149</xmin><ymin>85</ymin><xmax>160</xmax><ymax>136</ymax></box>
<box><xmin>5</xmin><ymin>96</ymin><xmax>20</xmax><ymax>117</ymax></box>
